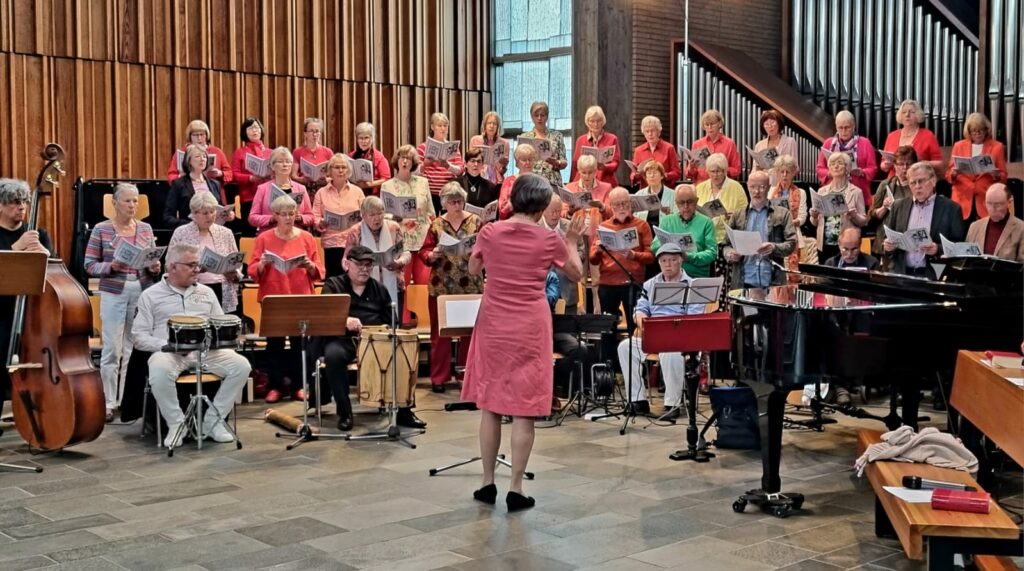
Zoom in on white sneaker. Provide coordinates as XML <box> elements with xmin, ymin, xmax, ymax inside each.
<box><xmin>202</xmin><ymin>418</ymin><xmax>235</xmax><ymax>443</ymax></box>
<box><xmin>164</xmin><ymin>422</ymin><xmax>185</xmax><ymax>448</ymax></box>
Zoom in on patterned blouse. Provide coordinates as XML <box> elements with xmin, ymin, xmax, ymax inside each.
<box><xmin>380</xmin><ymin>175</ymin><xmax>435</xmax><ymax>251</ymax></box>
<box><xmin>522</xmin><ymin>127</ymin><xmax>567</xmax><ymax>188</ymax></box>
<box><xmin>419</xmin><ymin>214</ymin><xmax>484</xmax><ymax>297</ymax></box>
<box><xmin>84</xmin><ymin>220</ymin><xmax>159</xmax><ymax>295</ymax></box>
<box><xmin>168</xmin><ymin>222</ymin><xmax>240</xmax><ymax>312</ymax></box>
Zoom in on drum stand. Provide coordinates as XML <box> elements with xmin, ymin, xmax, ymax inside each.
<box><xmin>166</xmin><ymin>338</ymin><xmax>242</xmax><ymax>457</ymax></box>
<box><xmin>345</xmin><ymin>302</ymin><xmax>423</xmax><ymax>448</ymax></box>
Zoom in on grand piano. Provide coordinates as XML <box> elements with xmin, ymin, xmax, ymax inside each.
<box><xmin>728</xmin><ymin>257</ymin><xmax>1023</xmax><ymax>500</ymax></box>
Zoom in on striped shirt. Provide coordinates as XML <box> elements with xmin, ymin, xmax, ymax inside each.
<box><xmin>84</xmin><ymin>221</ymin><xmax>159</xmax><ymax>295</ymax></box>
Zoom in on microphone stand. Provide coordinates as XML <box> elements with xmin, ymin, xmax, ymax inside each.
<box><xmin>589</xmin><ymin>244</ymin><xmax>656</xmax><ymax>435</ymax></box>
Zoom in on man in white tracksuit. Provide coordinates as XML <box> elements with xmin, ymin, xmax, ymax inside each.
<box><xmin>132</xmin><ymin>244</ymin><xmax>250</xmax><ymax>448</ymax></box>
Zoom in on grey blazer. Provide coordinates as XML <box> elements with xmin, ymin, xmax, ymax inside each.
<box><xmin>882</xmin><ymin>194</ymin><xmax>964</xmax><ymax>275</ymax></box>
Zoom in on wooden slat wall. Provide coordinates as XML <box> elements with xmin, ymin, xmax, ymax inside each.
<box><xmin>0</xmin><ymin>0</ymin><xmax>492</xmax><ymax>258</ymax></box>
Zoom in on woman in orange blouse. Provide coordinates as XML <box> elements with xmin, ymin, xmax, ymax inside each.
<box><xmin>313</xmin><ymin>154</ymin><xmax>365</xmax><ymax>277</ymax></box>
<box><xmin>946</xmin><ymin>112</ymin><xmax>1008</xmax><ymax>221</ymax></box>
<box><xmin>249</xmin><ymin>194</ymin><xmax>325</xmax><ymax>402</ymax></box>
<box><xmin>291</xmin><ymin>117</ymin><xmax>333</xmax><ymax>192</ymax></box>
<box><xmin>418</xmin><ymin>182</ymin><xmax>484</xmax><ymax>392</ymax></box>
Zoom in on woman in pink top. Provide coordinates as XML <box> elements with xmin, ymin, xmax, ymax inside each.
<box><xmin>468</xmin><ymin>111</ymin><xmax>510</xmax><ymax>185</ymax></box>
<box><xmin>462</xmin><ymin>173</ymin><xmax>584</xmax><ymax>511</ymax></box>
<box><xmin>497</xmin><ymin>144</ymin><xmax>538</xmax><ymax>219</ymax></box>
<box><xmin>815</xmin><ymin>111</ymin><xmax>879</xmax><ymax>205</ymax></box>
<box><xmin>751</xmin><ymin>110</ymin><xmax>798</xmax><ymax>182</ymax></box>
<box><xmin>249</xmin><ymin>194</ymin><xmax>325</xmax><ymax>403</ymax></box>
<box><xmin>880</xmin><ymin>99</ymin><xmax>943</xmax><ymax>175</ymax></box>
<box><xmin>349</xmin><ymin>122</ymin><xmax>391</xmax><ymax>195</ymax></box>
<box><xmin>570</xmin><ymin>105</ymin><xmax>621</xmax><ymax>186</ymax></box>
<box><xmin>313</xmin><ymin>154</ymin><xmax>365</xmax><ymax>277</ymax></box>
<box><xmin>417</xmin><ymin>112</ymin><xmax>465</xmax><ymax>213</ymax></box>
<box><xmin>248</xmin><ymin>147</ymin><xmax>314</xmax><ymax>234</ymax></box>
<box><xmin>291</xmin><ymin>117</ymin><xmax>333</xmax><ymax>192</ymax></box>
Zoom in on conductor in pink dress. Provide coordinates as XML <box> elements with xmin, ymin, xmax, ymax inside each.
<box><xmin>462</xmin><ymin>173</ymin><xmax>585</xmax><ymax>511</ymax></box>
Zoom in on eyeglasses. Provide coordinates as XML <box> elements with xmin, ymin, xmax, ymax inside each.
<box><xmin>677</xmin><ymin>199</ymin><xmax>697</xmax><ymax>206</ymax></box>
<box><xmin>749</xmin><ymin>184</ymin><xmax>769</xmax><ymax>190</ymax></box>
<box><xmin>893</xmin><ymin>162</ymin><xmax>911</xmax><ymax>167</ymax></box>
<box><xmin>351</xmin><ymin>261</ymin><xmax>373</xmax><ymax>269</ymax></box>
<box><xmin>174</xmin><ymin>262</ymin><xmax>201</xmax><ymax>270</ymax></box>
<box><xmin>467</xmin><ymin>158</ymin><xmax>484</xmax><ymax>164</ymax></box>
<box><xmin>908</xmin><ymin>178</ymin><xmax>932</xmax><ymax>187</ymax></box>
<box><xmin>839</xmin><ymin>246</ymin><xmax>860</xmax><ymax>253</ymax></box>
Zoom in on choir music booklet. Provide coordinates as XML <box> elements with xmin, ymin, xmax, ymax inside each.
<box><xmin>725</xmin><ymin>226</ymin><xmax>763</xmax><ymax>256</ymax></box>
<box><xmin>438</xmin><ymin>232</ymin><xmax>478</xmax><ymax>256</ymax></box>
<box><xmin>879</xmin><ymin>150</ymin><xmax>895</xmax><ymax>164</ymax></box>
<box><xmin>269</xmin><ymin>184</ymin><xmax>304</xmax><ymax>208</ymax></box>
<box><xmin>699</xmin><ymin>198</ymin><xmax>728</xmax><ymax>219</ymax></box>
<box><xmin>463</xmin><ymin>200</ymin><xmax>498</xmax><ymax>223</ymax></box>
<box><xmin>175</xmin><ymin>149</ymin><xmax>218</xmax><ymax>173</ymax></box>
<box><xmin>883</xmin><ymin>225</ymin><xmax>932</xmax><ymax>251</ymax></box>
<box><xmin>653</xmin><ymin>226</ymin><xmax>696</xmax><ymax>253</ymax></box>
<box><xmin>952</xmin><ymin>154</ymin><xmax>997</xmax><ymax>175</ymax></box>
<box><xmin>380</xmin><ymin>190</ymin><xmax>419</xmax><ymax>218</ymax></box>
<box><xmin>371</xmin><ymin>243</ymin><xmax>403</xmax><ymax>267</ymax></box>
<box><xmin>515</xmin><ymin>135</ymin><xmax>553</xmax><ymax>160</ymax></box>
<box><xmin>323</xmin><ymin>209</ymin><xmax>361</xmax><ymax>232</ymax></box>
<box><xmin>580</xmin><ymin>146</ymin><xmax>615</xmax><ymax>165</ymax></box>
<box><xmin>473</xmin><ymin>144</ymin><xmax>506</xmax><ymax>166</ymax></box>
<box><xmin>597</xmin><ymin>226</ymin><xmax>639</xmax><ymax>251</ymax></box>
<box><xmin>264</xmin><ymin>251</ymin><xmax>307</xmax><ymax>274</ymax></box>
<box><xmin>822</xmin><ymin>148</ymin><xmax>856</xmax><ymax>164</ymax></box>
<box><xmin>113</xmin><ymin>241</ymin><xmax>166</xmax><ymax>270</ymax></box>
<box><xmin>678</xmin><ymin>145</ymin><xmax>711</xmax><ymax>167</ymax></box>
<box><xmin>557</xmin><ymin>187</ymin><xmax>603</xmax><ymax>210</ymax></box>
<box><xmin>940</xmin><ymin>234</ymin><xmax>982</xmax><ymax>257</ymax></box>
<box><xmin>630</xmin><ymin>194</ymin><xmax>662</xmax><ymax>212</ymax></box>
<box><xmin>199</xmin><ymin>248</ymin><xmax>245</xmax><ymax>274</ymax></box>
<box><xmin>215</xmin><ymin>205</ymin><xmax>233</xmax><ymax>225</ymax></box>
<box><xmin>811</xmin><ymin>191</ymin><xmax>849</xmax><ymax>217</ymax></box>
<box><xmin>299</xmin><ymin>157</ymin><xmax>327</xmax><ymax>182</ymax></box>
<box><xmin>624</xmin><ymin>159</ymin><xmax>641</xmax><ymax>174</ymax></box>
<box><xmin>745</xmin><ymin>145</ymin><xmax>779</xmax><ymax>170</ymax></box>
<box><xmin>424</xmin><ymin>138</ymin><xmax>462</xmax><ymax>162</ymax></box>
<box><xmin>348</xmin><ymin>158</ymin><xmax>374</xmax><ymax>183</ymax></box>
<box><xmin>245</xmin><ymin>153</ymin><xmax>271</xmax><ymax>178</ymax></box>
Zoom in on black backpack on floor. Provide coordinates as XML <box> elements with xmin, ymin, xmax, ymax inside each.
<box><xmin>709</xmin><ymin>386</ymin><xmax>760</xmax><ymax>450</ymax></box>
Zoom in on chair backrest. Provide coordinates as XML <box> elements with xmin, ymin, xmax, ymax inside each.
<box><xmin>241</xmin><ymin>284</ymin><xmax>261</xmax><ymax>335</ymax></box>
<box><xmin>103</xmin><ymin>193</ymin><xmax>151</xmax><ymax>221</ymax></box>
<box><xmin>233</xmin><ymin>196</ymin><xmax>241</xmax><ymax>219</ymax></box>
<box><xmin>404</xmin><ymin>284</ymin><xmax>430</xmax><ymax>333</ymax></box>
<box><xmin>90</xmin><ymin>294</ymin><xmax>101</xmax><ymax>337</ymax></box>
<box><xmin>239</xmin><ymin>237</ymin><xmax>256</xmax><ymax>265</ymax></box>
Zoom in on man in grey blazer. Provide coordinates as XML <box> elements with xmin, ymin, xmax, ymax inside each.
<box><xmin>966</xmin><ymin>183</ymin><xmax>1024</xmax><ymax>262</ymax></box>
<box><xmin>882</xmin><ymin>162</ymin><xmax>964</xmax><ymax>278</ymax></box>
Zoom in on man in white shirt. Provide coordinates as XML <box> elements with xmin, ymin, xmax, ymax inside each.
<box><xmin>132</xmin><ymin>244</ymin><xmax>251</xmax><ymax>448</ymax></box>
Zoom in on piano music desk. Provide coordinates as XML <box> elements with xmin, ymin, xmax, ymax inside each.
<box><xmin>950</xmin><ymin>350</ymin><xmax>1024</xmax><ymax>467</ymax></box>
<box><xmin>856</xmin><ymin>430</ymin><xmax>1019</xmax><ymax>567</ymax></box>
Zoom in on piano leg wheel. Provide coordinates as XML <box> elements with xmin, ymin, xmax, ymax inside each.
<box><xmin>732</xmin><ymin>499</ymin><xmax>747</xmax><ymax>513</ymax></box>
<box><xmin>772</xmin><ymin>506</ymin><xmax>791</xmax><ymax>518</ymax></box>
<box><xmin>733</xmin><ymin>490</ymin><xmax>804</xmax><ymax>518</ymax></box>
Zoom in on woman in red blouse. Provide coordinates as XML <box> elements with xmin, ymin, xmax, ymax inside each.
<box><xmin>350</xmin><ymin>122</ymin><xmax>391</xmax><ymax>196</ymax></box>
<box><xmin>166</xmin><ymin>120</ymin><xmax>233</xmax><ymax>185</ymax></box>
<box><xmin>631</xmin><ymin>115</ymin><xmax>680</xmax><ymax>188</ymax></box>
<box><xmin>249</xmin><ymin>194</ymin><xmax>325</xmax><ymax>402</ymax></box>
<box><xmin>880</xmin><ymin>99</ymin><xmax>943</xmax><ymax>175</ymax></box>
<box><xmin>570</xmin><ymin>105</ymin><xmax>620</xmax><ymax>187</ymax></box>
<box><xmin>231</xmin><ymin>117</ymin><xmax>272</xmax><ymax>226</ymax></box>
<box><xmin>684</xmin><ymin>109</ymin><xmax>741</xmax><ymax>184</ymax></box>
<box><xmin>291</xmin><ymin>117</ymin><xmax>333</xmax><ymax>192</ymax></box>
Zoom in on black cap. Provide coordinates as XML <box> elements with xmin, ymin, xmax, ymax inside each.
<box><xmin>346</xmin><ymin>245</ymin><xmax>374</xmax><ymax>262</ymax></box>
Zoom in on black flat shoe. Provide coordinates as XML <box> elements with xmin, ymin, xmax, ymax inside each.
<box><xmin>506</xmin><ymin>491</ymin><xmax>535</xmax><ymax>512</ymax></box>
<box><xmin>396</xmin><ymin>408</ymin><xmax>427</xmax><ymax>429</ymax></box>
<box><xmin>431</xmin><ymin>384</ymin><xmax>446</xmax><ymax>393</ymax></box>
<box><xmin>337</xmin><ymin>416</ymin><xmax>353</xmax><ymax>432</ymax></box>
<box><xmin>473</xmin><ymin>483</ymin><xmax>497</xmax><ymax>505</ymax></box>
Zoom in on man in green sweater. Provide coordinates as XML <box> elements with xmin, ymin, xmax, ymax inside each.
<box><xmin>649</xmin><ymin>185</ymin><xmax>717</xmax><ymax>278</ymax></box>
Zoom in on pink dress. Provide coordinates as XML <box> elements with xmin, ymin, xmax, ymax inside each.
<box><xmin>461</xmin><ymin>222</ymin><xmax>568</xmax><ymax>416</ymax></box>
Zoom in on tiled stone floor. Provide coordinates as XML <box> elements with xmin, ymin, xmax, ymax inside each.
<box><xmin>1</xmin><ymin>386</ymin><xmax>1021</xmax><ymax>570</ymax></box>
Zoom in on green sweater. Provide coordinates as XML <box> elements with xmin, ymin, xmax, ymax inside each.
<box><xmin>650</xmin><ymin>212</ymin><xmax>717</xmax><ymax>278</ymax></box>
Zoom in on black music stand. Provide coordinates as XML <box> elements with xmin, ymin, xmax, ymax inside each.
<box><xmin>1</xmin><ymin>252</ymin><xmax>49</xmax><ymax>473</ymax></box>
<box><xmin>427</xmin><ymin>295</ymin><xmax>533</xmax><ymax>479</ymax></box>
<box><xmin>552</xmin><ymin>313</ymin><xmax>617</xmax><ymax>424</ymax></box>
<box><xmin>260</xmin><ymin>294</ymin><xmax>351</xmax><ymax>450</ymax></box>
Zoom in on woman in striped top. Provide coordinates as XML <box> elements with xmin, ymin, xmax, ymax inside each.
<box><xmin>417</xmin><ymin>112</ymin><xmax>465</xmax><ymax>213</ymax></box>
<box><xmin>84</xmin><ymin>183</ymin><xmax>161</xmax><ymax>421</ymax></box>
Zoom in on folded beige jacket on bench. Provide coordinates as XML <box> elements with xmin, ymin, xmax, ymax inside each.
<box><xmin>855</xmin><ymin>426</ymin><xmax>979</xmax><ymax>477</ymax></box>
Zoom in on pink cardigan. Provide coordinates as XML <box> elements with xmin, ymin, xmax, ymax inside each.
<box><xmin>247</xmin><ymin>181</ymin><xmax>314</xmax><ymax>234</ymax></box>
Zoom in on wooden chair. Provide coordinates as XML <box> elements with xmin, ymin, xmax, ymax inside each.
<box><xmin>103</xmin><ymin>193</ymin><xmax>150</xmax><ymax>221</ymax></box>
<box><xmin>239</xmin><ymin>237</ymin><xmax>256</xmax><ymax>265</ymax></box>
<box><xmin>141</xmin><ymin>368</ymin><xmax>234</xmax><ymax>448</ymax></box>
<box><xmin>405</xmin><ymin>284</ymin><xmax>430</xmax><ymax>338</ymax></box>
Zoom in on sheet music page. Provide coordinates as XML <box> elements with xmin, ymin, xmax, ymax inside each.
<box><xmin>381</xmin><ymin>190</ymin><xmax>419</xmax><ymax>218</ymax></box>
<box><xmin>299</xmin><ymin>157</ymin><xmax>327</xmax><ymax>182</ymax></box>
<box><xmin>597</xmin><ymin>226</ymin><xmax>639</xmax><ymax>251</ymax></box>
<box><xmin>246</xmin><ymin>153</ymin><xmax>270</xmax><ymax>178</ymax></box>
<box><xmin>349</xmin><ymin>158</ymin><xmax>374</xmax><ymax>183</ymax></box>
<box><xmin>939</xmin><ymin>234</ymin><xmax>981</xmax><ymax>257</ymax></box>
<box><xmin>516</xmin><ymin>135</ymin><xmax>552</xmax><ymax>160</ymax></box>
<box><xmin>726</xmin><ymin>226</ymin><xmax>763</xmax><ymax>256</ymax></box>
<box><xmin>630</xmin><ymin>194</ymin><xmax>662</xmax><ymax>212</ymax></box>
<box><xmin>654</xmin><ymin>226</ymin><xmax>696</xmax><ymax>253</ymax></box>
<box><xmin>812</xmin><ymin>191</ymin><xmax>849</xmax><ymax>217</ymax></box>
<box><xmin>464</xmin><ymin>200</ymin><xmax>498</xmax><ymax>222</ymax></box>
<box><xmin>323</xmin><ymin>209</ymin><xmax>362</xmax><ymax>232</ymax></box>
<box><xmin>446</xmin><ymin>299</ymin><xmax>481</xmax><ymax>329</ymax></box>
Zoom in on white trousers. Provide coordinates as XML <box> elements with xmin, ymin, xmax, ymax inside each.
<box><xmin>99</xmin><ymin>281</ymin><xmax>141</xmax><ymax>411</ymax></box>
<box><xmin>147</xmin><ymin>349</ymin><xmax>251</xmax><ymax>426</ymax></box>
<box><xmin>616</xmin><ymin>338</ymin><xmax>686</xmax><ymax>406</ymax></box>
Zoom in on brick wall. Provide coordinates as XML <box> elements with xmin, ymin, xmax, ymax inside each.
<box><xmin>630</xmin><ymin>0</ymin><xmax>783</xmax><ymax>149</ymax></box>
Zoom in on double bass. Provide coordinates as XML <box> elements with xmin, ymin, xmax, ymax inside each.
<box><xmin>6</xmin><ymin>144</ymin><xmax>105</xmax><ymax>450</ymax></box>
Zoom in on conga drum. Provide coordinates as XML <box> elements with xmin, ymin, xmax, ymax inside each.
<box><xmin>357</xmin><ymin>326</ymin><xmax>420</xmax><ymax>408</ymax></box>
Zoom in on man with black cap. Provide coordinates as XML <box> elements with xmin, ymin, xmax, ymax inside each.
<box><xmin>616</xmin><ymin>242</ymin><xmax>706</xmax><ymax>416</ymax></box>
<box><xmin>316</xmin><ymin>245</ymin><xmax>427</xmax><ymax>431</ymax></box>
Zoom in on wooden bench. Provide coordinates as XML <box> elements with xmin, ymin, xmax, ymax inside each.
<box><xmin>856</xmin><ymin>429</ymin><xmax>1021</xmax><ymax>570</ymax></box>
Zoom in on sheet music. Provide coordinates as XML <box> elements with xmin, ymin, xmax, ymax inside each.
<box><xmin>424</xmin><ymin>138</ymin><xmax>461</xmax><ymax>162</ymax></box>
<box><xmin>630</xmin><ymin>194</ymin><xmax>662</xmax><ymax>212</ymax></box>
<box><xmin>557</xmin><ymin>187</ymin><xmax>601</xmax><ymax>210</ymax></box>
<box><xmin>464</xmin><ymin>200</ymin><xmax>499</xmax><ymax>223</ymax></box>
<box><xmin>745</xmin><ymin>145</ymin><xmax>778</xmax><ymax>170</ymax></box>
<box><xmin>113</xmin><ymin>240</ymin><xmax>165</xmax><ymax>270</ymax></box>
<box><xmin>811</xmin><ymin>191</ymin><xmax>849</xmax><ymax>217</ymax></box>
<box><xmin>725</xmin><ymin>226</ymin><xmax>763</xmax><ymax>256</ymax></box>
<box><xmin>699</xmin><ymin>198</ymin><xmax>728</xmax><ymax>219</ymax></box>
<box><xmin>515</xmin><ymin>135</ymin><xmax>552</xmax><ymax>160</ymax></box>
<box><xmin>952</xmin><ymin>154</ymin><xmax>997</xmax><ymax>175</ymax></box>
<box><xmin>438</xmin><ymin>232</ymin><xmax>478</xmax><ymax>256</ymax></box>
<box><xmin>679</xmin><ymin>145</ymin><xmax>711</xmax><ymax>167</ymax></box>
<box><xmin>245</xmin><ymin>153</ymin><xmax>271</xmax><ymax>178</ymax></box>
<box><xmin>597</xmin><ymin>226</ymin><xmax>639</xmax><ymax>251</ymax></box>
<box><xmin>445</xmin><ymin>299</ymin><xmax>481</xmax><ymax>329</ymax></box>
<box><xmin>580</xmin><ymin>146</ymin><xmax>615</xmax><ymax>165</ymax></box>
<box><xmin>264</xmin><ymin>252</ymin><xmax>307</xmax><ymax>274</ymax></box>
<box><xmin>299</xmin><ymin>157</ymin><xmax>327</xmax><ymax>182</ymax></box>
<box><xmin>940</xmin><ymin>234</ymin><xmax>981</xmax><ymax>257</ymax></box>
<box><xmin>381</xmin><ymin>190</ymin><xmax>419</xmax><ymax>219</ymax></box>
<box><xmin>199</xmin><ymin>248</ymin><xmax>245</xmax><ymax>274</ymax></box>
<box><xmin>323</xmin><ymin>209</ymin><xmax>362</xmax><ymax>232</ymax></box>
<box><xmin>653</xmin><ymin>226</ymin><xmax>696</xmax><ymax>253</ymax></box>
<box><xmin>349</xmin><ymin>158</ymin><xmax>374</xmax><ymax>183</ymax></box>
<box><xmin>371</xmin><ymin>243</ymin><xmax>403</xmax><ymax>267</ymax></box>
<box><xmin>884</xmin><ymin>225</ymin><xmax>932</xmax><ymax>252</ymax></box>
